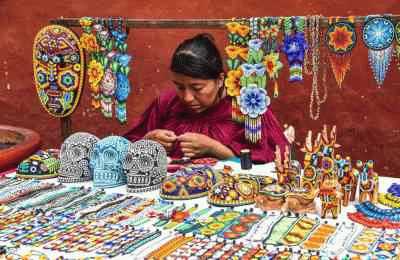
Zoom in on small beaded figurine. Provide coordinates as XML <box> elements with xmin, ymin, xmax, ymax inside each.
<box><xmin>357</xmin><ymin>160</ymin><xmax>379</xmax><ymax>204</ymax></box>
<box><xmin>319</xmin><ymin>178</ymin><xmax>342</xmax><ymax>218</ymax></box>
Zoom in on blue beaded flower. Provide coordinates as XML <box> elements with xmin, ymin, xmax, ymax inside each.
<box><xmin>281</xmin><ymin>32</ymin><xmax>308</xmax><ymax>65</ymax></box>
<box><xmin>117</xmin><ymin>54</ymin><xmax>132</xmax><ymax>67</ymax></box>
<box><xmin>115</xmin><ymin>72</ymin><xmax>130</xmax><ymax>102</ymax></box>
<box><xmin>239</xmin><ymin>85</ymin><xmax>270</xmax><ymax>118</ymax></box>
<box><xmin>248</xmin><ymin>39</ymin><xmax>263</xmax><ymax>51</ymax></box>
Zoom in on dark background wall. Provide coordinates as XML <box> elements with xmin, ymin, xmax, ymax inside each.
<box><xmin>1</xmin><ymin>0</ymin><xmax>399</xmax><ymax>177</ymax></box>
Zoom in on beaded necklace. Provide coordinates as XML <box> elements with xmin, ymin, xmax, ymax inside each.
<box><xmin>378</xmin><ymin>192</ymin><xmax>400</xmax><ymax>208</ymax></box>
<box><xmin>308</xmin><ymin>15</ymin><xmax>326</xmax><ymax>120</ymax></box>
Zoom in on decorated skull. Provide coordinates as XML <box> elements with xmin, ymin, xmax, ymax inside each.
<box><xmin>58</xmin><ymin>132</ymin><xmax>99</xmax><ymax>183</ymax></box>
<box><xmin>90</xmin><ymin>136</ymin><xmax>130</xmax><ymax>188</ymax></box>
<box><xmin>123</xmin><ymin>139</ymin><xmax>168</xmax><ymax>193</ymax></box>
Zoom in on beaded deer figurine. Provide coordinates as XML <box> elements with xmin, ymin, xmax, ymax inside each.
<box><xmin>274</xmin><ymin>145</ymin><xmax>301</xmax><ymax>190</ymax></box>
<box><xmin>335</xmin><ymin>154</ymin><xmax>359</xmax><ymax>206</ymax></box>
<box><xmin>319</xmin><ymin>125</ymin><xmax>341</xmax><ymax>185</ymax></box>
<box><xmin>357</xmin><ymin>160</ymin><xmax>379</xmax><ymax>204</ymax></box>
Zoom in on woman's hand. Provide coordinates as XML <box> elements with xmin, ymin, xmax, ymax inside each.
<box><xmin>177</xmin><ymin>133</ymin><xmax>215</xmax><ymax>158</ymax></box>
<box><xmin>144</xmin><ymin>129</ymin><xmax>177</xmax><ymax>152</ymax></box>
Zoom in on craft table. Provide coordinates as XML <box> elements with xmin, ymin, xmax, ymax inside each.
<box><xmin>1</xmin><ymin>160</ymin><xmax>399</xmax><ymax>260</ymax></box>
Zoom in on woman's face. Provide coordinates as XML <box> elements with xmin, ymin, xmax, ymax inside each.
<box><xmin>172</xmin><ymin>72</ymin><xmax>224</xmax><ymax>113</ymax></box>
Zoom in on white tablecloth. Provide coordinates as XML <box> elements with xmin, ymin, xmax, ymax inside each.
<box><xmin>2</xmin><ymin>161</ymin><xmax>399</xmax><ymax>259</ymax></box>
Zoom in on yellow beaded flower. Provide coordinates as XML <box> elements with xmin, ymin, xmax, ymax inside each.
<box><xmin>225</xmin><ymin>69</ymin><xmax>243</xmax><ymax>97</ymax></box>
<box><xmin>87</xmin><ymin>60</ymin><xmax>104</xmax><ymax>91</ymax></box>
<box><xmin>80</xmin><ymin>33</ymin><xmax>99</xmax><ymax>53</ymax></box>
<box><xmin>264</xmin><ymin>53</ymin><xmax>283</xmax><ymax>79</ymax></box>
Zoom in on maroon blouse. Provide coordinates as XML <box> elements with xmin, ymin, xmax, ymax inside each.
<box><xmin>124</xmin><ymin>89</ymin><xmax>288</xmax><ymax>163</ymax></box>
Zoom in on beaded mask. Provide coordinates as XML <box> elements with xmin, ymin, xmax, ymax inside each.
<box><xmin>160</xmin><ymin>165</ymin><xmax>217</xmax><ymax>200</ymax></box>
<box><xmin>59</xmin><ymin>132</ymin><xmax>99</xmax><ymax>183</ymax></box>
<box><xmin>123</xmin><ymin>139</ymin><xmax>167</xmax><ymax>193</ymax></box>
<box><xmin>33</xmin><ymin>25</ymin><xmax>84</xmax><ymax>117</ymax></box>
<box><xmin>90</xmin><ymin>136</ymin><xmax>130</xmax><ymax>188</ymax></box>
<box><xmin>17</xmin><ymin>150</ymin><xmax>60</xmax><ymax>179</ymax></box>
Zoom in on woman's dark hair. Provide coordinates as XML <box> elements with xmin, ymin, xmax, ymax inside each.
<box><xmin>170</xmin><ymin>33</ymin><xmax>223</xmax><ymax>79</ymax></box>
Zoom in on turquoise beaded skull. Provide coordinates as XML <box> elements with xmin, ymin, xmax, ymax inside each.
<box><xmin>90</xmin><ymin>136</ymin><xmax>130</xmax><ymax>188</ymax></box>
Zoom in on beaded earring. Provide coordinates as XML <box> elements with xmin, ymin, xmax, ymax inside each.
<box><xmin>281</xmin><ymin>16</ymin><xmax>307</xmax><ymax>82</ymax></box>
<box><xmin>325</xmin><ymin>17</ymin><xmax>356</xmax><ymax>88</ymax></box>
<box><xmin>260</xmin><ymin>17</ymin><xmax>283</xmax><ymax>98</ymax></box>
<box><xmin>362</xmin><ymin>16</ymin><xmax>395</xmax><ymax>87</ymax></box>
<box><xmin>225</xmin><ymin>19</ymin><xmax>250</xmax><ymax>123</ymax></box>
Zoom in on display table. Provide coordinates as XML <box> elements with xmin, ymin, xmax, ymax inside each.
<box><xmin>1</xmin><ymin>161</ymin><xmax>399</xmax><ymax>259</ymax></box>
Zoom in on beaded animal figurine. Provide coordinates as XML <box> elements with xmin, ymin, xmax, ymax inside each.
<box><xmin>300</xmin><ymin>130</ymin><xmax>322</xmax><ymax>191</ymax></box>
<box><xmin>335</xmin><ymin>154</ymin><xmax>359</xmax><ymax>206</ymax></box>
<box><xmin>319</xmin><ymin>178</ymin><xmax>342</xmax><ymax>218</ymax></box>
<box><xmin>319</xmin><ymin>125</ymin><xmax>341</xmax><ymax>185</ymax></box>
<box><xmin>357</xmin><ymin>160</ymin><xmax>379</xmax><ymax>204</ymax></box>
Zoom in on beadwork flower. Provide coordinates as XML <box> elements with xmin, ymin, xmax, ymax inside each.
<box><xmin>112</xmin><ymin>31</ymin><xmax>127</xmax><ymax>45</ymax></box>
<box><xmin>87</xmin><ymin>60</ymin><xmax>104</xmax><ymax>88</ymax></box>
<box><xmin>117</xmin><ymin>54</ymin><xmax>132</xmax><ymax>67</ymax></box>
<box><xmin>281</xmin><ymin>32</ymin><xmax>308</xmax><ymax>64</ymax></box>
<box><xmin>248</xmin><ymin>39</ymin><xmax>263</xmax><ymax>51</ymax></box>
<box><xmin>225</xmin><ymin>45</ymin><xmax>240</xmax><ymax>59</ymax></box>
<box><xmin>327</xmin><ymin>24</ymin><xmax>355</xmax><ymax>53</ymax></box>
<box><xmin>80</xmin><ymin>33</ymin><xmax>99</xmax><ymax>53</ymax></box>
<box><xmin>115</xmin><ymin>73</ymin><xmax>130</xmax><ymax>102</ymax></box>
<box><xmin>239</xmin><ymin>85</ymin><xmax>270</xmax><ymax>118</ymax></box>
<box><xmin>240</xmin><ymin>63</ymin><xmax>265</xmax><ymax>77</ymax></box>
<box><xmin>225</xmin><ymin>69</ymin><xmax>242</xmax><ymax>97</ymax></box>
<box><xmin>264</xmin><ymin>53</ymin><xmax>283</xmax><ymax>79</ymax></box>
<box><xmin>237</xmin><ymin>25</ymin><xmax>250</xmax><ymax>37</ymax></box>
<box><xmin>226</xmin><ymin>22</ymin><xmax>240</xmax><ymax>34</ymax></box>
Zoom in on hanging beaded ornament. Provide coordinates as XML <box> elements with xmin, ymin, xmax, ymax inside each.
<box><xmin>33</xmin><ymin>25</ymin><xmax>85</xmax><ymax>117</ymax></box>
<box><xmin>260</xmin><ymin>17</ymin><xmax>283</xmax><ymax>98</ymax></box>
<box><xmin>281</xmin><ymin>16</ymin><xmax>307</xmax><ymax>82</ymax></box>
<box><xmin>239</xmin><ymin>17</ymin><xmax>270</xmax><ymax>144</ymax></box>
<box><xmin>362</xmin><ymin>16</ymin><xmax>395</xmax><ymax>87</ymax></box>
<box><xmin>325</xmin><ymin>17</ymin><xmax>356</xmax><ymax>88</ymax></box>
<box><xmin>79</xmin><ymin>17</ymin><xmax>102</xmax><ymax>110</ymax></box>
<box><xmin>80</xmin><ymin>17</ymin><xmax>132</xmax><ymax>123</ymax></box>
<box><xmin>225</xmin><ymin>20</ymin><xmax>250</xmax><ymax>123</ymax></box>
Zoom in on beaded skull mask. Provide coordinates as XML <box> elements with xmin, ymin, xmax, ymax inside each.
<box><xmin>59</xmin><ymin>132</ymin><xmax>99</xmax><ymax>183</ymax></box>
<box><xmin>90</xmin><ymin>136</ymin><xmax>130</xmax><ymax>188</ymax></box>
<box><xmin>123</xmin><ymin>139</ymin><xmax>168</xmax><ymax>193</ymax></box>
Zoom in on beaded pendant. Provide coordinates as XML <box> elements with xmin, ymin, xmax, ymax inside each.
<box><xmin>362</xmin><ymin>16</ymin><xmax>395</xmax><ymax>87</ymax></box>
<box><xmin>325</xmin><ymin>19</ymin><xmax>356</xmax><ymax>88</ymax></box>
<box><xmin>281</xmin><ymin>16</ymin><xmax>307</xmax><ymax>82</ymax></box>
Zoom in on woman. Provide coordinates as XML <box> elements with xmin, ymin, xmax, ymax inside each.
<box><xmin>124</xmin><ymin>33</ymin><xmax>288</xmax><ymax>162</ymax></box>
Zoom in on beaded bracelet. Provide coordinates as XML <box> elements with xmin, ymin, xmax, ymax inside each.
<box><xmin>17</xmin><ymin>186</ymin><xmax>78</xmax><ymax>210</ymax></box>
<box><xmin>76</xmin><ymin>195</ymin><xmax>132</xmax><ymax>219</ymax></box>
<box><xmin>379</xmin><ymin>192</ymin><xmax>400</xmax><ymax>208</ymax></box>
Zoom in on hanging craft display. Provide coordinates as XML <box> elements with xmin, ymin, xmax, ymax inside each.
<box><xmin>260</xmin><ymin>17</ymin><xmax>283</xmax><ymax>97</ymax></box>
<box><xmin>79</xmin><ymin>17</ymin><xmax>132</xmax><ymax>123</ymax></box>
<box><xmin>362</xmin><ymin>16</ymin><xmax>395</xmax><ymax>87</ymax></box>
<box><xmin>225</xmin><ymin>20</ymin><xmax>250</xmax><ymax>123</ymax></box>
<box><xmin>325</xmin><ymin>17</ymin><xmax>356</xmax><ymax>88</ymax></box>
<box><xmin>33</xmin><ymin>25</ymin><xmax>85</xmax><ymax>117</ymax></box>
<box><xmin>281</xmin><ymin>16</ymin><xmax>307</xmax><ymax>82</ymax></box>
